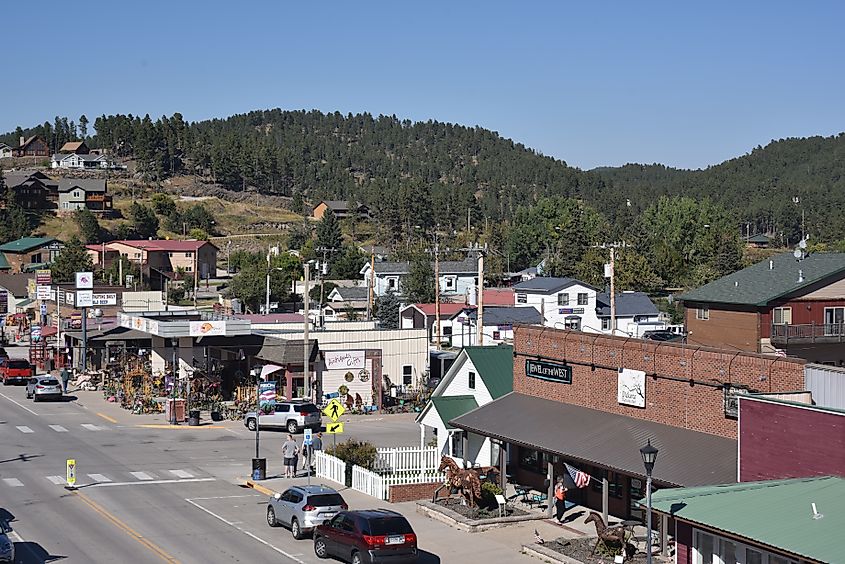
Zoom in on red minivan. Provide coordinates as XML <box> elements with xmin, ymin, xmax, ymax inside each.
<box><xmin>313</xmin><ymin>509</ymin><xmax>417</xmax><ymax>564</ymax></box>
<box><xmin>2</xmin><ymin>360</ymin><xmax>34</xmax><ymax>385</ymax></box>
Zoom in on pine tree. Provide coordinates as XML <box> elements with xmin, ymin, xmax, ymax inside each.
<box><xmin>375</xmin><ymin>289</ymin><xmax>400</xmax><ymax>329</ymax></box>
<box><xmin>129</xmin><ymin>202</ymin><xmax>159</xmax><ymax>239</ymax></box>
<box><xmin>405</xmin><ymin>253</ymin><xmax>435</xmax><ymax>303</ymax></box>
<box><xmin>51</xmin><ymin>236</ymin><xmax>93</xmax><ymax>283</ymax></box>
<box><xmin>79</xmin><ymin>115</ymin><xmax>89</xmax><ymax>138</ymax></box>
<box><xmin>75</xmin><ymin>208</ymin><xmax>102</xmax><ymax>244</ymax></box>
<box><xmin>315</xmin><ymin>209</ymin><xmax>342</xmax><ymax>255</ymax></box>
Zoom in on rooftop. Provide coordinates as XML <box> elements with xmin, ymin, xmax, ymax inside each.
<box><xmin>407</xmin><ymin>303</ymin><xmax>470</xmax><ymax>317</ymax></box>
<box><xmin>430</xmin><ymin>395</ymin><xmax>479</xmax><ymax>430</ymax></box>
<box><xmin>468</xmin><ymin>305</ymin><xmax>543</xmax><ymax>326</ymax></box>
<box><xmin>0</xmin><ymin>237</ymin><xmax>58</xmax><ymax>253</ymax></box>
<box><xmin>464</xmin><ymin>345</ymin><xmax>514</xmax><ymax>398</ymax></box>
<box><xmin>513</xmin><ymin>276</ymin><xmax>596</xmax><ymax>294</ymax></box>
<box><xmin>108</xmin><ymin>239</ymin><xmax>217</xmax><ymax>252</ymax></box>
<box><xmin>596</xmin><ymin>291</ymin><xmax>659</xmax><ymax>317</ymax></box>
<box><xmin>679</xmin><ymin>252</ymin><xmax>845</xmax><ymax>306</ymax></box>
<box><xmin>648</xmin><ymin>476</ymin><xmax>845</xmax><ymax>564</ymax></box>
<box><xmin>58</xmin><ymin>178</ymin><xmax>107</xmax><ymax>193</ymax></box>
<box><xmin>369</xmin><ymin>257</ymin><xmax>478</xmax><ymax>276</ymax></box>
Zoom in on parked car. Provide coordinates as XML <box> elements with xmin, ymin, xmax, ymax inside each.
<box><xmin>0</xmin><ymin>348</ymin><xmax>8</xmax><ymax>362</ymax></box>
<box><xmin>0</xmin><ymin>520</ymin><xmax>14</xmax><ymax>563</ymax></box>
<box><xmin>244</xmin><ymin>401</ymin><xmax>322</xmax><ymax>433</ymax></box>
<box><xmin>642</xmin><ymin>330</ymin><xmax>684</xmax><ymax>342</ymax></box>
<box><xmin>267</xmin><ymin>485</ymin><xmax>347</xmax><ymax>539</ymax></box>
<box><xmin>313</xmin><ymin>509</ymin><xmax>417</xmax><ymax>564</ymax></box>
<box><xmin>26</xmin><ymin>376</ymin><xmax>62</xmax><ymax>401</ymax></box>
<box><xmin>1</xmin><ymin>360</ymin><xmax>33</xmax><ymax>385</ymax></box>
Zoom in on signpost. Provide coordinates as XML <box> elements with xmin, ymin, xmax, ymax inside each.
<box><xmin>304</xmin><ymin>428</ymin><xmax>313</xmax><ymax>485</ymax></box>
<box><xmin>322</xmin><ymin>398</ymin><xmax>346</xmax><ymax>449</ymax></box>
<box><xmin>75</xmin><ymin>272</ymin><xmax>93</xmax><ymax>372</ymax></box>
<box><xmin>66</xmin><ymin>459</ymin><xmax>76</xmax><ymax>489</ymax></box>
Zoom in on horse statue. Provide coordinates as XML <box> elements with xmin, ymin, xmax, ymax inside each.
<box><xmin>584</xmin><ymin>512</ymin><xmax>629</xmax><ymax>557</ymax></box>
<box><xmin>438</xmin><ymin>455</ymin><xmax>482</xmax><ymax>507</ymax></box>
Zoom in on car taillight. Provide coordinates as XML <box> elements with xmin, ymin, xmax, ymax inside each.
<box><xmin>36</xmin><ymin>385</ymin><xmax>44</xmax><ymax>389</ymax></box>
<box><xmin>340</xmin><ymin>503</ymin><xmax>348</xmax><ymax>510</ymax></box>
<box><xmin>404</xmin><ymin>533</ymin><xmax>417</xmax><ymax>544</ymax></box>
<box><xmin>302</xmin><ymin>505</ymin><xmax>316</xmax><ymax>511</ymax></box>
<box><xmin>363</xmin><ymin>535</ymin><xmax>386</xmax><ymax>548</ymax></box>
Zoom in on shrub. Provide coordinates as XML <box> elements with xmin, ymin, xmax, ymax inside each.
<box><xmin>326</xmin><ymin>439</ymin><xmax>378</xmax><ymax>470</ymax></box>
<box><xmin>480</xmin><ymin>481</ymin><xmax>503</xmax><ymax>510</ymax></box>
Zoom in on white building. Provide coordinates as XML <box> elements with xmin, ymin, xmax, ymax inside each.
<box><xmin>595</xmin><ymin>291</ymin><xmax>664</xmax><ymax>336</ymax></box>
<box><xmin>416</xmin><ymin>345</ymin><xmax>513</xmax><ymax>468</ymax></box>
<box><xmin>0</xmin><ymin>143</ymin><xmax>13</xmax><ymax>159</ymax></box>
<box><xmin>449</xmin><ymin>306</ymin><xmax>543</xmax><ymax>347</ymax></box>
<box><xmin>51</xmin><ymin>153</ymin><xmax>125</xmax><ymax>170</ymax></box>
<box><xmin>360</xmin><ymin>256</ymin><xmax>478</xmax><ymax>300</ymax></box>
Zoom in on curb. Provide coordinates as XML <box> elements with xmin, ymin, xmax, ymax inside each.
<box><xmin>521</xmin><ymin>544</ymin><xmax>585</xmax><ymax>564</ymax></box>
<box><xmin>245</xmin><ymin>480</ymin><xmax>278</xmax><ymax>497</ymax></box>
<box><xmin>136</xmin><ymin>424</ymin><xmax>227</xmax><ymax>429</ymax></box>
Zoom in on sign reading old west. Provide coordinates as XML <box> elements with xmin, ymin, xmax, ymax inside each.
<box><xmin>525</xmin><ymin>359</ymin><xmax>572</xmax><ymax>384</ymax></box>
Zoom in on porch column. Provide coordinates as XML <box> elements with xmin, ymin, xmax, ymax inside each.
<box><xmin>602</xmin><ymin>477</ymin><xmax>609</xmax><ymax>526</ymax></box>
<box><xmin>498</xmin><ymin>441</ymin><xmax>506</xmax><ymax>490</ymax></box>
<box><xmin>547</xmin><ymin>460</ymin><xmax>554</xmax><ymax>518</ymax></box>
<box><xmin>661</xmin><ymin>514</ymin><xmax>669</xmax><ymax>557</ymax></box>
<box><xmin>461</xmin><ymin>433</ymin><xmax>468</xmax><ymax>467</ymax></box>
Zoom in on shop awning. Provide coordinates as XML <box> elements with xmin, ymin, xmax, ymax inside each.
<box><xmin>449</xmin><ymin>392</ymin><xmax>737</xmax><ymax>487</ymax></box>
<box><xmin>255</xmin><ymin>338</ymin><xmax>319</xmax><ymax>366</ymax></box>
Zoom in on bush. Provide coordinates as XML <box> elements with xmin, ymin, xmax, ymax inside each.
<box><xmin>326</xmin><ymin>439</ymin><xmax>378</xmax><ymax>470</ymax></box>
<box><xmin>480</xmin><ymin>481</ymin><xmax>503</xmax><ymax>510</ymax></box>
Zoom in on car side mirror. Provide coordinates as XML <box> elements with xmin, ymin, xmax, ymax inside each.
<box><xmin>274</xmin><ymin>493</ymin><xmax>282</xmax><ymax>500</ymax></box>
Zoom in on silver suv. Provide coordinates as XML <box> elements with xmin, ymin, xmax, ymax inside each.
<box><xmin>26</xmin><ymin>376</ymin><xmax>62</xmax><ymax>401</ymax></box>
<box><xmin>267</xmin><ymin>485</ymin><xmax>347</xmax><ymax>539</ymax></box>
<box><xmin>244</xmin><ymin>401</ymin><xmax>321</xmax><ymax>434</ymax></box>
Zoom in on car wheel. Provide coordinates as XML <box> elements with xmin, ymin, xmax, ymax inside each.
<box><xmin>247</xmin><ymin>418</ymin><xmax>256</xmax><ymax>431</ymax></box>
<box><xmin>33</xmin><ymin>396</ymin><xmax>39</xmax><ymax>402</ymax></box>
<box><xmin>291</xmin><ymin>517</ymin><xmax>303</xmax><ymax>540</ymax></box>
<box><xmin>266</xmin><ymin>506</ymin><xmax>278</xmax><ymax>527</ymax></box>
<box><xmin>351</xmin><ymin>550</ymin><xmax>363</xmax><ymax>564</ymax></box>
<box><xmin>314</xmin><ymin>537</ymin><xmax>328</xmax><ymax>559</ymax></box>
<box><xmin>286</xmin><ymin>420</ymin><xmax>298</xmax><ymax>434</ymax></box>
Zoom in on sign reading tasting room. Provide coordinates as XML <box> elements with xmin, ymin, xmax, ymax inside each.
<box><xmin>525</xmin><ymin>359</ymin><xmax>572</xmax><ymax>384</ymax></box>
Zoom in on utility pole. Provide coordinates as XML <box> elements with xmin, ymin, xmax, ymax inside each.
<box><xmin>317</xmin><ymin>246</ymin><xmax>337</xmax><ymax>328</ymax></box>
<box><xmin>193</xmin><ymin>247</ymin><xmax>199</xmax><ymax>308</ymax></box>
<box><xmin>367</xmin><ymin>250</ymin><xmax>375</xmax><ymax>320</ymax></box>
<box><xmin>609</xmin><ymin>247</ymin><xmax>616</xmax><ymax>336</ymax></box>
<box><xmin>264</xmin><ymin>243</ymin><xmax>271</xmax><ymax>315</ymax></box>
<box><xmin>477</xmin><ymin>247</ymin><xmax>485</xmax><ymax>346</ymax></box>
<box><xmin>303</xmin><ymin>263</ymin><xmax>311</xmax><ymax>401</ymax></box>
<box><xmin>434</xmin><ymin>236</ymin><xmax>441</xmax><ymax>351</ymax></box>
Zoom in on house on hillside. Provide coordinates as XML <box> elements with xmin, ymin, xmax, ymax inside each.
<box><xmin>0</xmin><ymin>143</ymin><xmax>13</xmax><ymax>159</ymax></box>
<box><xmin>51</xmin><ymin>152</ymin><xmax>125</xmax><ymax>170</ymax></box>
<box><xmin>312</xmin><ymin>200</ymin><xmax>370</xmax><ymax>220</ymax></box>
<box><xmin>358</xmin><ymin>245</ymin><xmax>390</xmax><ymax>262</ymax></box>
<box><xmin>745</xmin><ymin>233</ymin><xmax>772</xmax><ymax>248</ymax></box>
<box><xmin>416</xmin><ymin>345</ymin><xmax>513</xmax><ymax>468</ymax></box>
<box><xmin>13</xmin><ymin>136</ymin><xmax>50</xmax><ymax>157</ymax></box>
<box><xmin>104</xmin><ymin>240</ymin><xmax>218</xmax><ymax>289</ymax></box>
<box><xmin>59</xmin><ymin>141</ymin><xmax>90</xmax><ymax>154</ymax></box>
<box><xmin>679</xmin><ymin>252</ymin><xmax>845</xmax><ymax>365</ymax></box>
<box><xmin>324</xmin><ymin>285</ymin><xmax>370</xmax><ymax>320</ymax></box>
<box><xmin>2</xmin><ymin>170</ymin><xmax>55</xmax><ymax>210</ymax></box>
<box><xmin>58</xmin><ymin>178</ymin><xmax>112</xmax><ymax>213</ymax></box>
<box><xmin>361</xmin><ymin>256</ymin><xmax>478</xmax><ymax>299</ymax></box>
<box><xmin>0</xmin><ymin>237</ymin><xmax>64</xmax><ymax>272</ymax></box>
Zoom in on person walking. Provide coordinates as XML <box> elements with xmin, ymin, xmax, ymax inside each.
<box><xmin>282</xmin><ymin>434</ymin><xmax>298</xmax><ymax>479</ymax></box>
<box><xmin>309</xmin><ymin>432</ymin><xmax>323</xmax><ymax>470</ymax></box>
<box><xmin>60</xmin><ymin>366</ymin><xmax>71</xmax><ymax>394</ymax></box>
<box><xmin>554</xmin><ymin>476</ymin><xmax>568</xmax><ymax>522</ymax></box>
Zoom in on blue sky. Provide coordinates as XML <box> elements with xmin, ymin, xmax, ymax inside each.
<box><xmin>4</xmin><ymin>1</ymin><xmax>844</xmax><ymax>169</ymax></box>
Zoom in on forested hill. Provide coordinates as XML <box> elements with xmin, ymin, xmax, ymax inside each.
<box><xmin>595</xmin><ymin>133</ymin><xmax>845</xmax><ymax>242</ymax></box>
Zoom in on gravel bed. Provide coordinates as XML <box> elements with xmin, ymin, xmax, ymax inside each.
<box><xmin>540</xmin><ymin>536</ymin><xmax>646</xmax><ymax>564</ymax></box>
<box><xmin>435</xmin><ymin>497</ymin><xmax>530</xmax><ymax>519</ymax></box>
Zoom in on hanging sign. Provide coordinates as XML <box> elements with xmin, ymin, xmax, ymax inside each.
<box><xmin>525</xmin><ymin>359</ymin><xmax>572</xmax><ymax>384</ymax></box>
<box><xmin>617</xmin><ymin>368</ymin><xmax>646</xmax><ymax>408</ymax></box>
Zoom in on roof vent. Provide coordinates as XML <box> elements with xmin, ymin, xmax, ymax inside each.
<box><xmin>798</xmin><ymin>269</ymin><xmax>805</xmax><ymax>283</ymax></box>
<box><xmin>812</xmin><ymin>502</ymin><xmax>824</xmax><ymax>520</ymax></box>
<box><xmin>769</xmin><ymin>260</ymin><xmax>774</xmax><ymax>270</ymax></box>
<box><xmin>734</xmin><ymin>281</ymin><xmax>738</xmax><ymax>287</ymax></box>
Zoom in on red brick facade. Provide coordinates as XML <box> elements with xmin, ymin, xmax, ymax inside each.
<box><xmin>387</xmin><ymin>481</ymin><xmax>443</xmax><ymax>503</ymax></box>
<box><xmin>514</xmin><ymin>326</ymin><xmax>806</xmax><ymax>439</ymax></box>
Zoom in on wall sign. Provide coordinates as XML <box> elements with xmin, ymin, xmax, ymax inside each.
<box><xmin>618</xmin><ymin>368</ymin><xmax>646</xmax><ymax>408</ymax></box>
<box><xmin>325</xmin><ymin>350</ymin><xmax>365</xmax><ymax>370</ymax></box>
<box><xmin>723</xmin><ymin>385</ymin><xmax>749</xmax><ymax>418</ymax></box>
<box><xmin>525</xmin><ymin>359</ymin><xmax>572</xmax><ymax>384</ymax></box>
<box><xmin>189</xmin><ymin>320</ymin><xmax>226</xmax><ymax>336</ymax></box>
<box><xmin>559</xmin><ymin>308</ymin><xmax>585</xmax><ymax>315</ymax></box>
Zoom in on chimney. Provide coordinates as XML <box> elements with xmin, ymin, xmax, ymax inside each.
<box><xmin>769</xmin><ymin>260</ymin><xmax>774</xmax><ymax>270</ymax></box>
<box><xmin>19</xmin><ymin>136</ymin><xmax>25</xmax><ymax>147</ymax></box>
<box><xmin>798</xmin><ymin>269</ymin><xmax>805</xmax><ymax>283</ymax></box>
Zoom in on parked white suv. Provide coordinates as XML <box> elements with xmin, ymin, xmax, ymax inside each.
<box><xmin>244</xmin><ymin>401</ymin><xmax>322</xmax><ymax>434</ymax></box>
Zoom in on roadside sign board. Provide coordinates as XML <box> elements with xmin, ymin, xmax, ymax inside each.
<box><xmin>75</xmin><ymin>272</ymin><xmax>93</xmax><ymax>289</ymax></box>
<box><xmin>325</xmin><ymin>422</ymin><xmax>344</xmax><ymax>434</ymax></box>
<box><xmin>303</xmin><ymin>428</ymin><xmax>313</xmax><ymax>446</ymax></box>
<box><xmin>322</xmin><ymin>399</ymin><xmax>345</xmax><ymax>421</ymax></box>
<box><xmin>92</xmin><ymin>293</ymin><xmax>118</xmax><ymax>306</ymax></box>
<box><xmin>76</xmin><ymin>290</ymin><xmax>94</xmax><ymax>308</ymax></box>
<box><xmin>66</xmin><ymin>459</ymin><xmax>76</xmax><ymax>487</ymax></box>
<box><xmin>36</xmin><ymin>285</ymin><xmax>51</xmax><ymax>300</ymax></box>
<box><xmin>36</xmin><ymin>270</ymin><xmax>52</xmax><ymax>286</ymax></box>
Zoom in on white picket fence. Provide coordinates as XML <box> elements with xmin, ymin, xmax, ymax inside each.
<box><xmin>374</xmin><ymin>446</ymin><xmax>439</xmax><ymax>473</ymax></box>
<box><xmin>352</xmin><ymin>465</ymin><xmax>446</xmax><ymax>501</ymax></box>
<box><xmin>315</xmin><ymin>451</ymin><xmax>346</xmax><ymax>485</ymax></box>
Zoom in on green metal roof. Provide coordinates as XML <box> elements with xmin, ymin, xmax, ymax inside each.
<box><xmin>431</xmin><ymin>395</ymin><xmax>478</xmax><ymax>430</ymax></box>
<box><xmin>0</xmin><ymin>237</ymin><xmax>57</xmax><ymax>253</ymax></box>
<box><xmin>678</xmin><ymin>252</ymin><xmax>845</xmax><ymax>306</ymax></box>
<box><xmin>0</xmin><ymin>253</ymin><xmax>10</xmax><ymax>270</ymax></box>
<box><xmin>464</xmin><ymin>345</ymin><xmax>514</xmax><ymax>399</ymax></box>
<box><xmin>647</xmin><ymin>476</ymin><xmax>845</xmax><ymax>563</ymax></box>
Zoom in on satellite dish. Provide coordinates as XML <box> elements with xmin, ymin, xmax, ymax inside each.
<box><xmin>793</xmin><ymin>249</ymin><xmax>803</xmax><ymax>259</ymax></box>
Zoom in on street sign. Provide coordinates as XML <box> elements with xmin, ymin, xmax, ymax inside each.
<box><xmin>66</xmin><ymin>459</ymin><xmax>76</xmax><ymax>487</ymax></box>
<box><xmin>325</xmin><ymin>422</ymin><xmax>344</xmax><ymax>434</ymax></box>
<box><xmin>323</xmin><ymin>399</ymin><xmax>345</xmax><ymax>421</ymax></box>
<box><xmin>36</xmin><ymin>269</ymin><xmax>52</xmax><ymax>286</ymax></box>
<box><xmin>76</xmin><ymin>290</ymin><xmax>94</xmax><ymax>308</ymax></box>
<box><xmin>303</xmin><ymin>428</ymin><xmax>313</xmax><ymax>446</ymax></box>
<box><xmin>75</xmin><ymin>271</ymin><xmax>93</xmax><ymax>289</ymax></box>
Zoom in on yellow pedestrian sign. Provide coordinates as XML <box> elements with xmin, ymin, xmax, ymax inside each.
<box><xmin>66</xmin><ymin>459</ymin><xmax>76</xmax><ymax>487</ymax></box>
<box><xmin>323</xmin><ymin>399</ymin><xmax>345</xmax><ymax>421</ymax></box>
<box><xmin>325</xmin><ymin>422</ymin><xmax>344</xmax><ymax>434</ymax></box>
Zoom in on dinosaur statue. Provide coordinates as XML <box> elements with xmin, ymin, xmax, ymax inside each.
<box><xmin>584</xmin><ymin>512</ymin><xmax>628</xmax><ymax>557</ymax></box>
<box><xmin>438</xmin><ymin>455</ymin><xmax>482</xmax><ymax>508</ymax></box>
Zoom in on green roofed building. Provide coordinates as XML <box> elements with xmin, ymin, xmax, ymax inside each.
<box><xmin>679</xmin><ymin>252</ymin><xmax>845</xmax><ymax>364</ymax></box>
<box><xmin>0</xmin><ymin>237</ymin><xmax>63</xmax><ymax>272</ymax></box>
<box><xmin>416</xmin><ymin>345</ymin><xmax>512</xmax><ymax>468</ymax></box>
<box><xmin>647</xmin><ymin>476</ymin><xmax>844</xmax><ymax>564</ymax></box>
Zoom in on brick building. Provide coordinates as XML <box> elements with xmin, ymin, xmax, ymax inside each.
<box><xmin>450</xmin><ymin>325</ymin><xmax>806</xmax><ymax>520</ymax></box>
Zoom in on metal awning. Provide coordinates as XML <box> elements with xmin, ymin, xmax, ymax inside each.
<box><xmin>255</xmin><ymin>338</ymin><xmax>319</xmax><ymax>366</ymax></box>
<box><xmin>449</xmin><ymin>392</ymin><xmax>737</xmax><ymax>487</ymax></box>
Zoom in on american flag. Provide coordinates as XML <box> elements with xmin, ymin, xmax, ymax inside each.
<box><xmin>565</xmin><ymin>463</ymin><xmax>591</xmax><ymax>488</ymax></box>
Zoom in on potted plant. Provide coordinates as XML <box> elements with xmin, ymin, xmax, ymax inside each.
<box><xmin>210</xmin><ymin>401</ymin><xmax>223</xmax><ymax>422</ymax></box>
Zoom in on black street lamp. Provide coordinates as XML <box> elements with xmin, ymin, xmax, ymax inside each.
<box><xmin>640</xmin><ymin>440</ymin><xmax>658</xmax><ymax>564</ymax></box>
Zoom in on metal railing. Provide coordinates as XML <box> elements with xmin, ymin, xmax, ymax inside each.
<box><xmin>770</xmin><ymin>323</ymin><xmax>845</xmax><ymax>343</ymax></box>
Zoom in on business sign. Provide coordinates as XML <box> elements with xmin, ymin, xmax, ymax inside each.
<box><xmin>723</xmin><ymin>385</ymin><xmax>749</xmax><ymax>419</ymax></box>
<box><xmin>258</xmin><ymin>381</ymin><xmax>276</xmax><ymax>414</ymax></box>
<box><xmin>36</xmin><ymin>285</ymin><xmax>51</xmax><ymax>300</ymax></box>
<box><xmin>30</xmin><ymin>326</ymin><xmax>41</xmax><ymax>342</ymax></box>
<box><xmin>65</xmin><ymin>291</ymin><xmax>75</xmax><ymax>305</ymax></box>
<box><xmin>189</xmin><ymin>320</ymin><xmax>226</xmax><ymax>337</ymax></box>
<box><xmin>75</xmin><ymin>290</ymin><xmax>94</xmax><ymax>308</ymax></box>
<box><xmin>92</xmin><ymin>293</ymin><xmax>118</xmax><ymax>306</ymax></box>
<box><xmin>36</xmin><ymin>269</ymin><xmax>52</xmax><ymax>286</ymax></box>
<box><xmin>559</xmin><ymin>308</ymin><xmax>585</xmax><ymax>315</ymax></box>
<box><xmin>75</xmin><ymin>271</ymin><xmax>94</xmax><ymax>289</ymax></box>
<box><xmin>617</xmin><ymin>368</ymin><xmax>646</xmax><ymax>408</ymax></box>
<box><xmin>325</xmin><ymin>350</ymin><xmax>366</xmax><ymax>370</ymax></box>
<box><xmin>497</xmin><ymin>324</ymin><xmax>513</xmax><ymax>331</ymax></box>
<box><xmin>0</xmin><ymin>291</ymin><xmax>7</xmax><ymax>314</ymax></box>
<box><xmin>525</xmin><ymin>359</ymin><xmax>572</xmax><ymax>384</ymax></box>
<box><xmin>27</xmin><ymin>279</ymin><xmax>36</xmax><ymax>300</ymax></box>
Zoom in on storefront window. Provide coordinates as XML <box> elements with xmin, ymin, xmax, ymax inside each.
<box><xmin>694</xmin><ymin>530</ymin><xmax>714</xmax><ymax>564</ymax></box>
<box><xmin>451</xmin><ymin>432</ymin><xmax>463</xmax><ymax>458</ymax></box>
<box><xmin>518</xmin><ymin>447</ymin><xmax>545</xmax><ymax>473</ymax></box>
<box><xmin>591</xmin><ymin>468</ymin><xmax>623</xmax><ymax>498</ymax></box>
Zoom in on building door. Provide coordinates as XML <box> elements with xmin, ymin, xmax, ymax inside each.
<box><xmin>824</xmin><ymin>307</ymin><xmax>845</xmax><ymax>335</ymax></box>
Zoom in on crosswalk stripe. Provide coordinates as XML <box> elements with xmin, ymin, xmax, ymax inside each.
<box><xmin>81</xmin><ymin>423</ymin><xmax>104</xmax><ymax>431</ymax></box>
<box><xmin>16</xmin><ymin>426</ymin><xmax>34</xmax><ymax>433</ymax></box>
<box><xmin>169</xmin><ymin>469</ymin><xmax>194</xmax><ymax>479</ymax></box>
<box><xmin>129</xmin><ymin>471</ymin><xmax>153</xmax><ymax>480</ymax></box>
<box><xmin>49</xmin><ymin>425</ymin><xmax>68</xmax><ymax>433</ymax></box>
<box><xmin>3</xmin><ymin>478</ymin><xmax>24</xmax><ymax>487</ymax></box>
<box><xmin>46</xmin><ymin>476</ymin><xmax>66</xmax><ymax>485</ymax></box>
<box><xmin>88</xmin><ymin>474</ymin><xmax>111</xmax><ymax>482</ymax></box>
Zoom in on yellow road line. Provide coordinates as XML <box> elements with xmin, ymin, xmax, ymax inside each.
<box><xmin>137</xmin><ymin>424</ymin><xmax>226</xmax><ymax>429</ymax></box>
<box><xmin>96</xmin><ymin>412</ymin><xmax>118</xmax><ymax>424</ymax></box>
<box><xmin>246</xmin><ymin>480</ymin><xmax>277</xmax><ymax>497</ymax></box>
<box><xmin>72</xmin><ymin>490</ymin><xmax>180</xmax><ymax>563</ymax></box>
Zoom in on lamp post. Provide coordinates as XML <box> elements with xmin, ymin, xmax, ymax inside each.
<box><xmin>251</xmin><ymin>367</ymin><xmax>266</xmax><ymax>480</ymax></box>
<box><xmin>640</xmin><ymin>439</ymin><xmax>659</xmax><ymax>564</ymax></box>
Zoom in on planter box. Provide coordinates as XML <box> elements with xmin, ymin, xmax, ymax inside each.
<box><xmin>416</xmin><ymin>500</ymin><xmax>548</xmax><ymax>533</ymax></box>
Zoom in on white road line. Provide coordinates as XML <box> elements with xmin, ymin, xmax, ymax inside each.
<box><xmin>3</xmin><ymin>478</ymin><xmax>24</xmax><ymax>487</ymax></box>
<box><xmin>88</xmin><ymin>473</ymin><xmax>111</xmax><ymax>482</ymax></box>
<box><xmin>81</xmin><ymin>423</ymin><xmax>104</xmax><ymax>431</ymax></box>
<box><xmin>184</xmin><ymin>498</ymin><xmax>306</xmax><ymax>564</ymax></box>
<box><xmin>0</xmin><ymin>392</ymin><xmax>38</xmax><ymax>415</ymax></box>
<box><xmin>129</xmin><ymin>471</ymin><xmax>154</xmax><ymax>480</ymax></box>
<box><xmin>46</xmin><ymin>475</ymin><xmax>66</xmax><ymax>485</ymax></box>
<box><xmin>16</xmin><ymin>425</ymin><xmax>34</xmax><ymax>433</ymax></box>
<box><xmin>90</xmin><ymin>477</ymin><xmax>215</xmax><ymax>488</ymax></box>
<box><xmin>48</xmin><ymin>424</ymin><xmax>68</xmax><ymax>432</ymax></box>
<box><xmin>187</xmin><ymin>494</ymin><xmax>260</xmax><ymax>501</ymax></box>
<box><xmin>169</xmin><ymin>469</ymin><xmax>194</xmax><ymax>478</ymax></box>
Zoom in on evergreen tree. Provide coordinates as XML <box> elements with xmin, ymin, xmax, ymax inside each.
<box><xmin>182</xmin><ymin>204</ymin><xmax>216</xmax><ymax>234</ymax></box>
<box><xmin>129</xmin><ymin>202</ymin><xmax>159</xmax><ymax>239</ymax></box>
<box><xmin>330</xmin><ymin>246</ymin><xmax>367</xmax><ymax>279</ymax></box>
<box><xmin>315</xmin><ymin>209</ymin><xmax>342</xmax><ymax>255</ymax></box>
<box><xmin>78</xmin><ymin>115</ymin><xmax>89</xmax><ymax>138</ymax></box>
<box><xmin>75</xmin><ymin>208</ymin><xmax>102</xmax><ymax>244</ymax></box>
<box><xmin>375</xmin><ymin>289</ymin><xmax>400</xmax><ymax>329</ymax></box>
<box><xmin>290</xmin><ymin>192</ymin><xmax>304</xmax><ymax>215</ymax></box>
<box><xmin>405</xmin><ymin>253</ymin><xmax>435</xmax><ymax>303</ymax></box>
<box><xmin>51</xmin><ymin>236</ymin><xmax>93</xmax><ymax>283</ymax></box>
<box><xmin>287</xmin><ymin>222</ymin><xmax>312</xmax><ymax>251</ymax></box>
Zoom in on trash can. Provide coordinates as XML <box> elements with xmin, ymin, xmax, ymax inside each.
<box><xmin>188</xmin><ymin>410</ymin><xmax>200</xmax><ymax>426</ymax></box>
<box><xmin>166</xmin><ymin>399</ymin><xmax>186</xmax><ymax>424</ymax></box>
<box><xmin>252</xmin><ymin>458</ymin><xmax>267</xmax><ymax>481</ymax></box>
<box><xmin>345</xmin><ymin>462</ymin><xmax>353</xmax><ymax>487</ymax></box>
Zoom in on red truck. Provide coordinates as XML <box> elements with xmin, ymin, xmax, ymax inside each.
<box><xmin>1</xmin><ymin>360</ymin><xmax>34</xmax><ymax>385</ymax></box>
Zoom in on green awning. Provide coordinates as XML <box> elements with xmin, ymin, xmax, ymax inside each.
<box><xmin>431</xmin><ymin>395</ymin><xmax>478</xmax><ymax>430</ymax></box>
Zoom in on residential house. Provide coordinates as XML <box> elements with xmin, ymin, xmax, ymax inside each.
<box><xmin>0</xmin><ymin>272</ymin><xmax>36</xmax><ymax>314</ymax></box>
<box><xmin>0</xmin><ymin>237</ymin><xmax>63</xmax><ymax>272</ymax></box>
<box><xmin>51</xmin><ymin>153</ymin><xmax>125</xmax><ymax>170</ymax></box>
<box><xmin>513</xmin><ymin>276</ymin><xmax>600</xmax><ymax>331</ymax></box>
<box><xmin>13</xmin><ymin>135</ymin><xmax>50</xmax><ymax>157</ymax></box>
<box><xmin>59</xmin><ymin>141</ymin><xmax>90</xmax><ymax>154</ymax></box>
<box><xmin>312</xmin><ymin>200</ymin><xmax>370</xmax><ymax>220</ymax></box>
<box><xmin>451</xmin><ymin>306</ymin><xmax>543</xmax><ymax>347</ymax></box>
<box><xmin>324</xmin><ymin>285</ymin><xmax>370</xmax><ymax>320</ymax></box>
<box><xmin>400</xmin><ymin>303</ymin><xmax>471</xmax><ymax>346</ymax></box>
<box><xmin>416</xmin><ymin>345</ymin><xmax>513</xmax><ymax>468</ymax></box>
<box><xmin>0</xmin><ymin>143</ymin><xmax>13</xmax><ymax>159</ymax></box>
<box><xmin>361</xmin><ymin>256</ymin><xmax>478</xmax><ymax>299</ymax></box>
<box><xmin>679</xmin><ymin>252</ymin><xmax>845</xmax><ymax>364</ymax></box>
<box><xmin>745</xmin><ymin>233</ymin><xmax>772</xmax><ymax>248</ymax></box>
<box><xmin>85</xmin><ymin>244</ymin><xmax>120</xmax><ymax>269</ymax></box>
<box><xmin>105</xmin><ymin>240</ymin><xmax>218</xmax><ymax>290</ymax></box>
<box><xmin>2</xmin><ymin>170</ymin><xmax>56</xmax><ymax>210</ymax></box>
<box><xmin>358</xmin><ymin>245</ymin><xmax>390</xmax><ymax>261</ymax></box>
<box><xmin>58</xmin><ymin>178</ymin><xmax>112</xmax><ymax>213</ymax></box>
<box><xmin>595</xmin><ymin>291</ymin><xmax>664</xmax><ymax>336</ymax></box>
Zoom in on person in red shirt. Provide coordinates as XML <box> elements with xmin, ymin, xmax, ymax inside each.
<box><xmin>554</xmin><ymin>476</ymin><xmax>568</xmax><ymax>522</ymax></box>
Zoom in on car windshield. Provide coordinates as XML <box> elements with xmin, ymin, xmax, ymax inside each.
<box><xmin>294</xmin><ymin>404</ymin><xmax>319</xmax><ymax>413</ymax></box>
<box><xmin>307</xmin><ymin>493</ymin><xmax>344</xmax><ymax>507</ymax></box>
<box><xmin>40</xmin><ymin>379</ymin><xmax>59</xmax><ymax>385</ymax></box>
<box><xmin>7</xmin><ymin>360</ymin><xmax>29</xmax><ymax>369</ymax></box>
<box><xmin>365</xmin><ymin>517</ymin><xmax>413</xmax><ymax>535</ymax></box>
